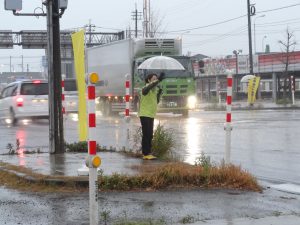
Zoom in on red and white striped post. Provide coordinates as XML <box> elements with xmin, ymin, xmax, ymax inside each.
<box><xmin>291</xmin><ymin>75</ymin><xmax>295</xmax><ymax>105</ymax></box>
<box><xmin>61</xmin><ymin>79</ymin><xmax>66</xmax><ymax>116</ymax></box>
<box><xmin>86</xmin><ymin>72</ymin><xmax>101</xmax><ymax>225</ymax></box>
<box><xmin>225</xmin><ymin>71</ymin><xmax>233</xmax><ymax>164</ymax></box>
<box><xmin>125</xmin><ymin>74</ymin><xmax>130</xmax><ymax>118</ymax></box>
<box><xmin>125</xmin><ymin>74</ymin><xmax>131</xmax><ymax>150</ymax></box>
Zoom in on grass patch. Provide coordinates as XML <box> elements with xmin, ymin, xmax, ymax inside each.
<box><xmin>100</xmin><ymin>162</ymin><xmax>262</xmax><ymax>192</ymax></box>
<box><xmin>276</xmin><ymin>98</ymin><xmax>292</xmax><ymax>105</ymax></box>
<box><xmin>65</xmin><ymin>141</ymin><xmax>118</xmax><ymax>153</ymax></box>
<box><xmin>65</xmin><ymin>123</ymin><xmax>178</xmax><ymax>161</ymax></box>
<box><xmin>131</xmin><ymin>123</ymin><xmax>176</xmax><ymax>160</ymax></box>
<box><xmin>0</xmin><ymin>160</ymin><xmax>262</xmax><ymax>193</ymax></box>
<box><xmin>180</xmin><ymin>215</ymin><xmax>195</xmax><ymax>224</ymax></box>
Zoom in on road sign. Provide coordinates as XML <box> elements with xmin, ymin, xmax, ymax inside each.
<box><xmin>0</xmin><ymin>30</ymin><xmax>13</xmax><ymax>49</ymax></box>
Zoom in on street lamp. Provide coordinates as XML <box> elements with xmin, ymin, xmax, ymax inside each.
<box><xmin>262</xmin><ymin>35</ymin><xmax>267</xmax><ymax>53</ymax></box>
<box><xmin>233</xmin><ymin>49</ymin><xmax>242</xmax><ymax>75</ymax></box>
<box><xmin>253</xmin><ymin>14</ymin><xmax>266</xmax><ymax>54</ymax></box>
<box><xmin>232</xmin><ymin>49</ymin><xmax>242</xmax><ymax>99</ymax></box>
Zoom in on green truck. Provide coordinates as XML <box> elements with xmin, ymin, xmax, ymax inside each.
<box><xmin>86</xmin><ymin>38</ymin><xmax>196</xmax><ymax>116</ymax></box>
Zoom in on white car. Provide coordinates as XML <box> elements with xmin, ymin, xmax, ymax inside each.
<box><xmin>0</xmin><ymin>80</ymin><xmax>49</xmax><ymax>124</ymax></box>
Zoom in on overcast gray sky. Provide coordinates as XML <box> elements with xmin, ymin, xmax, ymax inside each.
<box><xmin>1</xmin><ymin>0</ymin><xmax>300</xmax><ymax>71</ymax></box>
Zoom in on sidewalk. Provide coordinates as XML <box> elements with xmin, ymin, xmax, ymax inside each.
<box><xmin>0</xmin><ymin>152</ymin><xmax>143</xmax><ymax>177</ymax></box>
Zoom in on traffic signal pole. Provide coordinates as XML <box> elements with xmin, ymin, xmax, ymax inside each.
<box><xmin>46</xmin><ymin>0</ymin><xmax>55</xmax><ymax>153</ymax></box>
<box><xmin>52</xmin><ymin>0</ymin><xmax>64</xmax><ymax>154</ymax></box>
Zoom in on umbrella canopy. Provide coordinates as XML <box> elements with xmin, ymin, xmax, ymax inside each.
<box><xmin>138</xmin><ymin>56</ymin><xmax>185</xmax><ymax>70</ymax></box>
<box><xmin>241</xmin><ymin>74</ymin><xmax>256</xmax><ymax>83</ymax></box>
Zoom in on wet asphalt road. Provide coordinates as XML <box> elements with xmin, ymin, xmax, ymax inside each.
<box><xmin>0</xmin><ymin>109</ymin><xmax>300</xmax><ymax>184</ymax></box>
<box><xmin>1</xmin><ymin>109</ymin><xmax>300</xmax><ymax>224</ymax></box>
<box><xmin>0</xmin><ymin>184</ymin><xmax>299</xmax><ymax>225</ymax></box>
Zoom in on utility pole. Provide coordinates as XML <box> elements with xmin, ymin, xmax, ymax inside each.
<box><xmin>247</xmin><ymin>0</ymin><xmax>255</xmax><ymax>74</ymax></box>
<box><xmin>53</xmin><ymin>0</ymin><xmax>64</xmax><ymax>154</ymax></box>
<box><xmin>149</xmin><ymin>0</ymin><xmax>151</xmax><ymax>37</ymax></box>
<box><xmin>85</xmin><ymin>20</ymin><xmax>95</xmax><ymax>45</ymax></box>
<box><xmin>143</xmin><ymin>0</ymin><xmax>148</xmax><ymax>37</ymax></box>
<box><xmin>143</xmin><ymin>0</ymin><xmax>151</xmax><ymax>37</ymax></box>
<box><xmin>131</xmin><ymin>4</ymin><xmax>142</xmax><ymax>38</ymax></box>
<box><xmin>46</xmin><ymin>0</ymin><xmax>64</xmax><ymax>154</ymax></box>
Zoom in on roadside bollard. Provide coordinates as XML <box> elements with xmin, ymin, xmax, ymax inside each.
<box><xmin>291</xmin><ymin>75</ymin><xmax>295</xmax><ymax>105</ymax></box>
<box><xmin>85</xmin><ymin>72</ymin><xmax>101</xmax><ymax>225</ymax></box>
<box><xmin>224</xmin><ymin>71</ymin><xmax>233</xmax><ymax>164</ymax></box>
<box><xmin>218</xmin><ymin>80</ymin><xmax>221</xmax><ymax>105</ymax></box>
<box><xmin>125</xmin><ymin>74</ymin><xmax>130</xmax><ymax>150</ymax></box>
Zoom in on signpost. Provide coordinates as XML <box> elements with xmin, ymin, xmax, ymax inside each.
<box><xmin>125</xmin><ymin>74</ymin><xmax>131</xmax><ymax>150</ymax></box>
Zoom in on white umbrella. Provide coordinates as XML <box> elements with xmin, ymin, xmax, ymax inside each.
<box><xmin>138</xmin><ymin>56</ymin><xmax>185</xmax><ymax>70</ymax></box>
<box><xmin>241</xmin><ymin>74</ymin><xmax>256</xmax><ymax>83</ymax></box>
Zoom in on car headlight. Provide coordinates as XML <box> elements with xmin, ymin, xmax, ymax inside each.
<box><xmin>187</xmin><ymin>95</ymin><xmax>197</xmax><ymax>109</ymax></box>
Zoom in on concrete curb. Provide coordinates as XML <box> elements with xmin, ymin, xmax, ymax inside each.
<box><xmin>0</xmin><ymin>166</ymin><xmax>89</xmax><ymax>186</ymax></box>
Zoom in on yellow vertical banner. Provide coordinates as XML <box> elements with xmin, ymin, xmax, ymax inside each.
<box><xmin>71</xmin><ymin>30</ymin><xmax>87</xmax><ymax>141</ymax></box>
<box><xmin>247</xmin><ymin>77</ymin><xmax>261</xmax><ymax>104</ymax></box>
<box><xmin>253</xmin><ymin>77</ymin><xmax>261</xmax><ymax>101</ymax></box>
<box><xmin>247</xmin><ymin>78</ymin><xmax>254</xmax><ymax>104</ymax></box>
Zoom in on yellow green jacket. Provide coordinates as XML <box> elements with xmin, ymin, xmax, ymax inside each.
<box><xmin>138</xmin><ymin>80</ymin><xmax>162</xmax><ymax>118</ymax></box>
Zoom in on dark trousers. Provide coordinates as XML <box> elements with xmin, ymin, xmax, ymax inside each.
<box><xmin>140</xmin><ymin>116</ymin><xmax>154</xmax><ymax>156</ymax></box>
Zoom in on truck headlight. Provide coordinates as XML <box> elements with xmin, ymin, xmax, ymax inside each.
<box><xmin>187</xmin><ymin>95</ymin><xmax>197</xmax><ymax>109</ymax></box>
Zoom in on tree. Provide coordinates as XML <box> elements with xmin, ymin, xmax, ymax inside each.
<box><xmin>278</xmin><ymin>27</ymin><xmax>297</xmax><ymax>99</ymax></box>
<box><xmin>148</xmin><ymin>9</ymin><xmax>166</xmax><ymax>38</ymax></box>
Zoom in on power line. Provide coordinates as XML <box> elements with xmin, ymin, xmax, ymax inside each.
<box><xmin>94</xmin><ymin>26</ymin><xmax>123</xmax><ymax>31</ymax></box>
<box><xmin>183</xmin><ymin>26</ymin><xmax>248</xmax><ymax>47</ymax></box>
<box><xmin>257</xmin><ymin>2</ymin><xmax>300</xmax><ymax>14</ymax></box>
<box><xmin>166</xmin><ymin>2</ymin><xmax>300</xmax><ymax>33</ymax></box>
<box><xmin>167</xmin><ymin>14</ymin><xmax>247</xmax><ymax>33</ymax></box>
<box><xmin>256</xmin><ymin>19</ymin><xmax>300</xmax><ymax>28</ymax></box>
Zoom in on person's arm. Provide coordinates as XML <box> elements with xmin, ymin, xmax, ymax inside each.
<box><xmin>142</xmin><ymin>80</ymin><xmax>160</xmax><ymax>95</ymax></box>
<box><xmin>157</xmin><ymin>86</ymin><xmax>163</xmax><ymax>103</ymax></box>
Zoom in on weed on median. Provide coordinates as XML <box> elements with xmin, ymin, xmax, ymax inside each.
<box><xmin>99</xmin><ymin>161</ymin><xmax>262</xmax><ymax>192</ymax></box>
<box><xmin>0</xmin><ymin>158</ymin><xmax>262</xmax><ymax>193</ymax></box>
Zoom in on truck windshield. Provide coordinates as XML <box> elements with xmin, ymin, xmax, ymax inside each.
<box><xmin>64</xmin><ymin>79</ymin><xmax>77</xmax><ymax>91</ymax></box>
<box><xmin>137</xmin><ymin>57</ymin><xmax>194</xmax><ymax>79</ymax></box>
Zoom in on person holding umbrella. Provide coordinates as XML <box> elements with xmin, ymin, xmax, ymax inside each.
<box><xmin>138</xmin><ymin>72</ymin><xmax>165</xmax><ymax>160</ymax></box>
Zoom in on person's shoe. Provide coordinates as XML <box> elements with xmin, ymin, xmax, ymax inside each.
<box><xmin>143</xmin><ymin>154</ymin><xmax>157</xmax><ymax>160</ymax></box>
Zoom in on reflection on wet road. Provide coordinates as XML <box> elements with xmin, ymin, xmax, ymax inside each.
<box><xmin>1</xmin><ymin>110</ymin><xmax>300</xmax><ymax>183</ymax></box>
